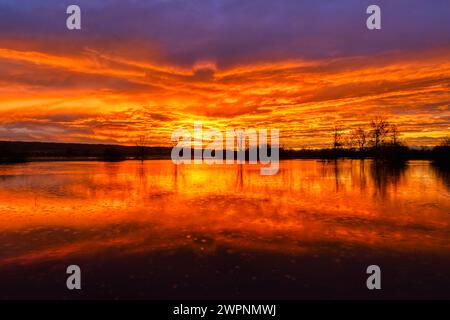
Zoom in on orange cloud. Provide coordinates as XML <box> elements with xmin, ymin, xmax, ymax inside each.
<box><xmin>0</xmin><ymin>45</ymin><xmax>449</xmax><ymax>147</ymax></box>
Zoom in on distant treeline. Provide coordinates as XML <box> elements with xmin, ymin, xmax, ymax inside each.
<box><xmin>0</xmin><ymin>140</ymin><xmax>449</xmax><ymax>165</ymax></box>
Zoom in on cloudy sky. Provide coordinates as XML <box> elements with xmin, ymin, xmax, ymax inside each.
<box><xmin>0</xmin><ymin>0</ymin><xmax>449</xmax><ymax>147</ymax></box>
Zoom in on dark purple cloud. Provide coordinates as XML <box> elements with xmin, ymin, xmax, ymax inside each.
<box><xmin>0</xmin><ymin>0</ymin><xmax>449</xmax><ymax>68</ymax></box>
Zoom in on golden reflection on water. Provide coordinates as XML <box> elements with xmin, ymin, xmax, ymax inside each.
<box><xmin>0</xmin><ymin>160</ymin><xmax>449</xmax><ymax>265</ymax></box>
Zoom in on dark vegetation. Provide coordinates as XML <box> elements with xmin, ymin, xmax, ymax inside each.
<box><xmin>0</xmin><ymin>141</ymin><xmax>172</xmax><ymax>163</ymax></box>
<box><xmin>281</xmin><ymin>117</ymin><xmax>449</xmax><ymax>167</ymax></box>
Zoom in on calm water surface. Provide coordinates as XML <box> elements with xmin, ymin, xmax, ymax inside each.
<box><xmin>0</xmin><ymin>160</ymin><xmax>449</xmax><ymax>299</ymax></box>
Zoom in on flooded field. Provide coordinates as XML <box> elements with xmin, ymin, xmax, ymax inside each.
<box><xmin>0</xmin><ymin>160</ymin><xmax>449</xmax><ymax>299</ymax></box>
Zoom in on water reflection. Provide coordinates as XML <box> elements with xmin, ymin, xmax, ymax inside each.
<box><xmin>432</xmin><ymin>162</ymin><xmax>450</xmax><ymax>191</ymax></box>
<box><xmin>370</xmin><ymin>160</ymin><xmax>407</xmax><ymax>197</ymax></box>
<box><xmin>0</xmin><ymin>160</ymin><xmax>449</xmax><ymax>267</ymax></box>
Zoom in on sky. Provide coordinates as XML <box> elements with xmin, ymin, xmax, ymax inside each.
<box><xmin>0</xmin><ymin>0</ymin><xmax>449</xmax><ymax>148</ymax></box>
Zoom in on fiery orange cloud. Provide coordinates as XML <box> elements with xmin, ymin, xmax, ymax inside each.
<box><xmin>0</xmin><ymin>45</ymin><xmax>449</xmax><ymax>148</ymax></box>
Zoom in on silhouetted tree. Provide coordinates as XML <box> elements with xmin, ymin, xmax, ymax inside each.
<box><xmin>390</xmin><ymin>124</ymin><xmax>400</xmax><ymax>145</ymax></box>
<box><xmin>135</xmin><ymin>135</ymin><xmax>149</xmax><ymax>161</ymax></box>
<box><xmin>370</xmin><ymin>116</ymin><xmax>390</xmax><ymax>148</ymax></box>
<box><xmin>351</xmin><ymin>127</ymin><xmax>367</xmax><ymax>151</ymax></box>
<box><xmin>332</xmin><ymin>126</ymin><xmax>344</xmax><ymax>150</ymax></box>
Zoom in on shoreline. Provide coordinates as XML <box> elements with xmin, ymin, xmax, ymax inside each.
<box><xmin>0</xmin><ymin>156</ymin><xmax>446</xmax><ymax>164</ymax></box>
<box><xmin>1</xmin><ymin>140</ymin><xmax>448</xmax><ymax>165</ymax></box>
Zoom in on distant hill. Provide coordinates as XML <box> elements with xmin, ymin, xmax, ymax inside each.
<box><xmin>0</xmin><ymin>140</ymin><xmax>172</xmax><ymax>162</ymax></box>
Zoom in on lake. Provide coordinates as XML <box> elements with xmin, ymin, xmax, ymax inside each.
<box><xmin>0</xmin><ymin>159</ymin><xmax>449</xmax><ymax>299</ymax></box>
